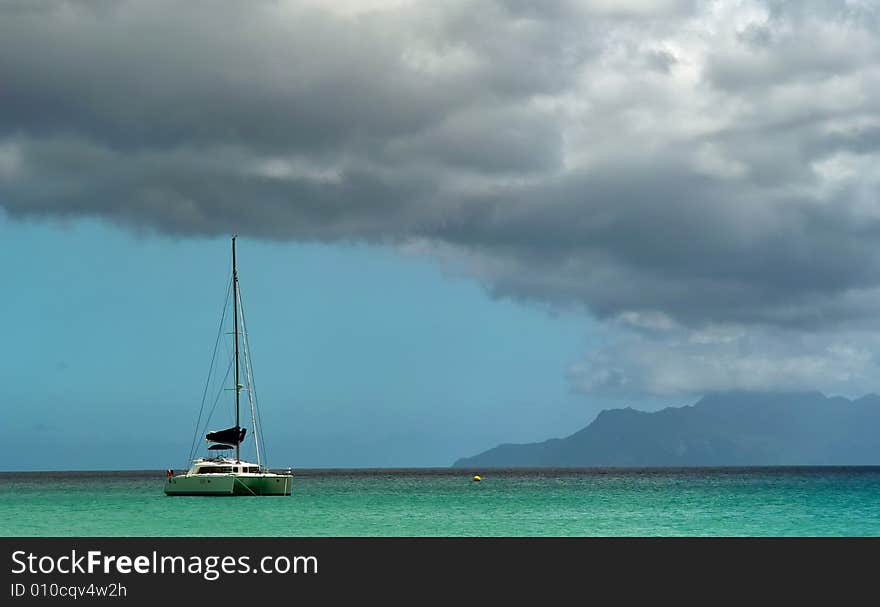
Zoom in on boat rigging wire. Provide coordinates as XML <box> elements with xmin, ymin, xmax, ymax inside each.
<box><xmin>186</xmin><ymin>272</ymin><xmax>232</xmax><ymax>465</ymax></box>
<box><xmin>198</xmin><ymin>356</ymin><xmax>234</xmax><ymax>452</ymax></box>
<box><xmin>238</xmin><ymin>284</ymin><xmax>270</xmax><ymax>468</ymax></box>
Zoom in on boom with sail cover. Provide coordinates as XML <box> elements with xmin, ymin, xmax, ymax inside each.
<box><xmin>206</xmin><ymin>426</ymin><xmax>247</xmax><ymax>445</ymax></box>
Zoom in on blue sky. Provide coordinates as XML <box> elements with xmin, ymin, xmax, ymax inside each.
<box><xmin>3</xmin><ymin>215</ymin><xmax>620</xmax><ymax>470</ymax></box>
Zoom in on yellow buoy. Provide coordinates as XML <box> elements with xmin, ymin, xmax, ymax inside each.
<box><xmin>472</xmin><ymin>475</ymin><xmax>482</xmax><ymax>482</ymax></box>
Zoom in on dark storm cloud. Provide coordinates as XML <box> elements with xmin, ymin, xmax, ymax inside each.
<box><xmin>2</xmin><ymin>0</ymin><xmax>880</xmax><ymax>394</ymax></box>
<box><xmin>0</xmin><ymin>0</ymin><xmax>590</xmax><ymax>152</ymax></box>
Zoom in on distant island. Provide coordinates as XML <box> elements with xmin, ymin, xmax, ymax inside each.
<box><xmin>453</xmin><ymin>391</ymin><xmax>880</xmax><ymax>467</ymax></box>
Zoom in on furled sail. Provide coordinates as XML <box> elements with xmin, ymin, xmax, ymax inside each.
<box><xmin>205</xmin><ymin>426</ymin><xmax>247</xmax><ymax>445</ymax></box>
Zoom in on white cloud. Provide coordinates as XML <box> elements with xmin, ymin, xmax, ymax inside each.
<box><xmin>569</xmin><ymin>323</ymin><xmax>880</xmax><ymax>397</ymax></box>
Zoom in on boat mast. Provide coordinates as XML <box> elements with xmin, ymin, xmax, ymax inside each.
<box><xmin>232</xmin><ymin>235</ymin><xmax>241</xmax><ymax>463</ymax></box>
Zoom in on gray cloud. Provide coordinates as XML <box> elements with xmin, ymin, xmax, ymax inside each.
<box><xmin>2</xmin><ymin>0</ymin><xmax>880</xmax><ymax>395</ymax></box>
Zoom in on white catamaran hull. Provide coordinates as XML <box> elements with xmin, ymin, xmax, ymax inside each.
<box><xmin>164</xmin><ymin>474</ymin><xmax>292</xmax><ymax>496</ymax></box>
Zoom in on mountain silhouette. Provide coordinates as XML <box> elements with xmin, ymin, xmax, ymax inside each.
<box><xmin>453</xmin><ymin>391</ymin><xmax>880</xmax><ymax>467</ymax></box>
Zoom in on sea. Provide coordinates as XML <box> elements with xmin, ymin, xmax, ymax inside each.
<box><xmin>2</xmin><ymin>467</ymin><xmax>879</xmax><ymax>536</ymax></box>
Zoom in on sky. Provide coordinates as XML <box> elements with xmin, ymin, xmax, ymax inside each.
<box><xmin>2</xmin><ymin>0</ymin><xmax>880</xmax><ymax>469</ymax></box>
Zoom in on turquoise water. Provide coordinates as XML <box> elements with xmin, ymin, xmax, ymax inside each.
<box><xmin>2</xmin><ymin>468</ymin><xmax>879</xmax><ymax>536</ymax></box>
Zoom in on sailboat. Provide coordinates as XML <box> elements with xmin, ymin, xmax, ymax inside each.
<box><xmin>164</xmin><ymin>236</ymin><xmax>292</xmax><ymax>496</ymax></box>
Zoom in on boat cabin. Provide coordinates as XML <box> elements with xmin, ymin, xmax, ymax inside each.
<box><xmin>187</xmin><ymin>457</ymin><xmax>263</xmax><ymax>476</ymax></box>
